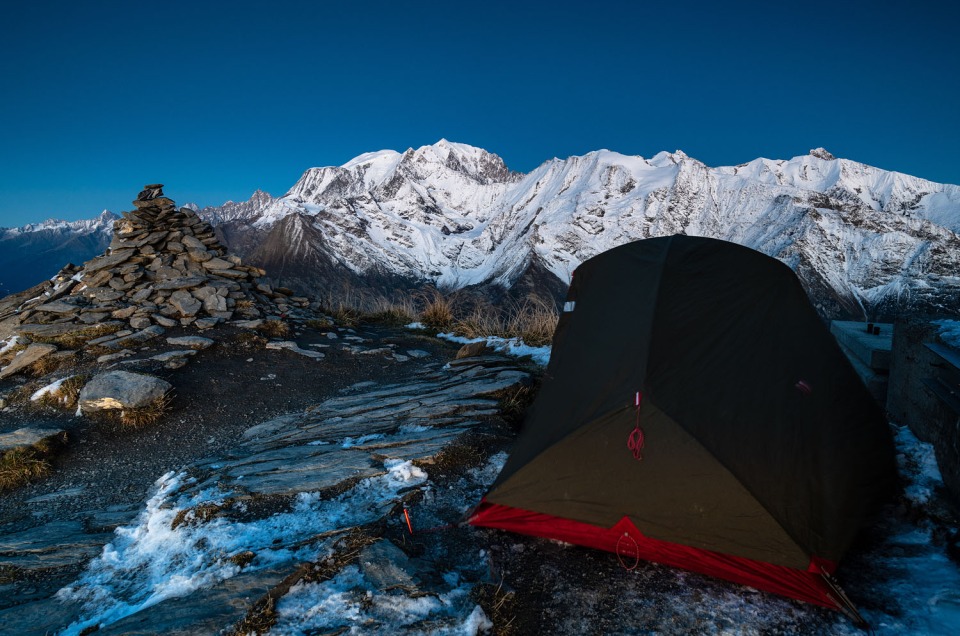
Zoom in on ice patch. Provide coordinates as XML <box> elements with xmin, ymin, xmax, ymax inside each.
<box><xmin>269</xmin><ymin>563</ymin><xmax>491</xmax><ymax>635</ymax></box>
<box><xmin>56</xmin><ymin>460</ymin><xmax>430</xmax><ymax>635</ymax></box>
<box><xmin>341</xmin><ymin>433</ymin><xmax>385</xmax><ymax>448</ymax></box>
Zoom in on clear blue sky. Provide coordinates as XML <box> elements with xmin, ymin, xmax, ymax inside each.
<box><xmin>1</xmin><ymin>0</ymin><xmax>957</xmax><ymax>227</ymax></box>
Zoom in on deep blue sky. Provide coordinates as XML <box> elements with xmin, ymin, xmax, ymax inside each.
<box><xmin>1</xmin><ymin>0</ymin><xmax>957</xmax><ymax>227</ymax></box>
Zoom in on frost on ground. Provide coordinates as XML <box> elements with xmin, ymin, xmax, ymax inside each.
<box><xmin>53</xmin><ymin>442</ymin><xmax>505</xmax><ymax>636</ymax></box>
<box><xmin>45</xmin><ymin>399</ymin><xmax>960</xmax><ymax>634</ymax></box>
<box><xmin>934</xmin><ymin>319</ymin><xmax>960</xmax><ymax>349</ymax></box>
<box><xmin>437</xmin><ymin>332</ymin><xmax>551</xmax><ymax>366</ymax></box>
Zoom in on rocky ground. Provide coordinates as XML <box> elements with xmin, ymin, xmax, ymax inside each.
<box><xmin>0</xmin><ymin>184</ymin><xmax>958</xmax><ymax>635</ymax></box>
<box><xmin>0</xmin><ymin>318</ymin><xmax>959</xmax><ymax>635</ymax></box>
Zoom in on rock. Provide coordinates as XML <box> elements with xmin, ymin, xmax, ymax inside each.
<box><xmin>152</xmin><ymin>315</ymin><xmax>178</xmax><ymax>327</ymax></box>
<box><xmin>180</xmin><ymin>235</ymin><xmax>207</xmax><ymax>251</ymax></box>
<box><xmin>359</xmin><ymin>540</ymin><xmax>421</xmax><ymax>591</ymax></box>
<box><xmin>111</xmin><ymin>306</ymin><xmax>137</xmax><ymax>319</ymax></box>
<box><xmin>150</xmin><ymin>350</ymin><xmax>197</xmax><ymax>363</ymax></box>
<box><xmin>0</xmin><ymin>427</ymin><xmax>67</xmax><ymax>454</ymax></box>
<box><xmin>455</xmin><ymin>341</ymin><xmax>491</xmax><ymax>359</ymax></box>
<box><xmin>169</xmin><ymin>290</ymin><xmax>201</xmax><ymax>317</ymax></box>
<box><xmin>265</xmin><ymin>341</ymin><xmax>325</xmax><ymax>359</ymax></box>
<box><xmin>165</xmin><ymin>336</ymin><xmax>214</xmax><ymax>350</ymax></box>
<box><xmin>203</xmin><ymin>294</ymin><xmax>228</xmax><ymax>313</ymax></box>
<box><xmin>201</xmin><ymin>257</ymin><xmax>233</xmax><ymax>270</ymax></box>
<box><xmin>232</xmin><ymin>319</ymin><xmax>263</xmax><ymax>329</ymax></box>
<box><xmin>34</xmin><ymin>301</ymin><xmax>81</xmax><ymax>314</ymax></box>
<box><xmin>153</xmin><ymin>276</ymin><xmax>206</xmax><ymax>291</ymax></box>
<box><xmin>97</xmin><ymin>350</ymin><xmax>133</xmax><ymax>363</ymax></box>
<box><xmin>129</xmin><ymin>316</ymin><xmax>152</xmax><ymax>330</ymax></box>
<box><xmin>0</xmin><ymin>344</ymin><xmax>58</xmax><ymax>380</ymax></box>
<box><xmin>78</xmin><ymin>371</ymin><xmax>172</xmax><ymax>412</ymax></box>
<box><xmin>100</xmin><ymin>325</ymin><xmax>165</xmax><ymax>350</ymax></box>
<box><xmin>83</xmin><ymin>250</ymin><xmax>136</xmax><ymax>273</ymax></box>
<box><xmin>406</xmin><ymin>350</ymin><xmax>430</xmax><ymax>359</ymax></box>
<box><xmin>194</xmin><ymin>317</ymin><xmax>221</xmax><ymax>329</ymax></box>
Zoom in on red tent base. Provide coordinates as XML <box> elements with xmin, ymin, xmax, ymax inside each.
<box><xmin>469</xmin><ymin>501</ymin><xmax>844</xmax><ymax>611</ymax></box>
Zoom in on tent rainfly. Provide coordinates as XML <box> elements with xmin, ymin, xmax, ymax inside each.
<box><xmin>469</xmin><ymin>235</ymin><xmax>896</xmax><ymax>624</ymax></box>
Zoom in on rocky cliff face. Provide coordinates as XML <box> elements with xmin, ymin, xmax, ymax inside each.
<box><xmin>199</xmin><ymin>142</ymin><xmax>960</xmax><ymax>319</ymax></box>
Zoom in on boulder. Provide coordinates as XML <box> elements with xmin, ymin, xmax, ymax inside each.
<box><xmin>78</xmin><ymin>371</ymin><xmax>172</xmax><ymax>412</ymax></box>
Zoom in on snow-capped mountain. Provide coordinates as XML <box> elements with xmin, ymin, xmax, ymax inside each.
<box><xmin>200</xmin><ymin>141</ymin><xmax>960</xmax><ymax>319</ymax></box>
<box><xmin>0</xmin><ymin>210</ymin><xmax>117</xmax><ymax>297</ymax></box>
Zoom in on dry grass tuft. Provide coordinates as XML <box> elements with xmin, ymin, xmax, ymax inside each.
<box><xmin>491</xmin><ymin>381</ymin><xmax>540</xmax><ymax>429</ymax></box>
<box><xmin>0</xmin><ymin>343</ymin><xmax>28</xmax><ymax>365</ymax></box>
<box><xmin>0</xmin><ymin>436</ymin><xmax>65</xmax><ymax>491</ymax></box>
<box><xmin>120</xmin><ymin>391</ymin><xmax>173</xmax><ymax>428</ymax></box>
<box><xmin>257</xmin><ymin>320</ymin><xmax>290</xmax><ymax>339</ymax></box>
<box><xmin>305</xmin><ymin>318</ymin><xmax>333</xmax><ymax>330</ymax></box>
<box><xmin>33</xmin><ymin>323</ymin><xmax>122</xmax><ymax>349</ymax></box>
<box><xmin>35</xmin><ymin>374</ymin><xmax>88</xmax><ymax>410</ymax></box>
<box><xmin>472</xmin><ymin>578</ymin><xmax>519</xmax><ymax>636</ymax></box>
<box><xmin>29</xmin><ymin>354</ymin><xmax>67</xmax><ymax>378</ymax></box>
<box><xmin>233</xmin><ymin>330</ymin><xmax>268</xmax><ymax>349</ymax></box>
<box><xmin>418</xmin><ymin>289</ymin><xmax>455</xmax><ymax>331</ymax></box>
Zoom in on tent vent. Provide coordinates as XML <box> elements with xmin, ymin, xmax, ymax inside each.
<box><xmin>563</xmin><ymin>301</ymin><xmax>576</xmax><ymax>312</ymax></box>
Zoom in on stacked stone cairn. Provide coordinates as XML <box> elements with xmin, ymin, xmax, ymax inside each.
<box><xmin>0</xmin><ymin>184</ymin><xmax>314</xmax><ymax>362</ymax></box>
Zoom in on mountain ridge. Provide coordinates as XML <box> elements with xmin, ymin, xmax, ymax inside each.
<box><xmin>200</xmin><ymin>142</ymin><xmax>960</xmax><ymax>319</ymax></box>
<box><xmin>3</xmin><ymin>143</ymin><xmax>958</xmax><ymax>319</ymax></box>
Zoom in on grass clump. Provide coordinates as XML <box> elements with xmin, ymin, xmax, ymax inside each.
<box><xmin>0</xmin><ymin>436</ymin><xmax>65</xmax><ymax>491</ymax></box>
<box><xmin>417</xmin><ymin>290</ymin><xmax>455</xmax><ymax>331</ymax></box>
<box><xmin>257</xmin><ymin>320</ymin><xmax>290</xmax><ymax>339</ymax></box>
<box><xmin>119</xmin><ymin>391</ymin><xmax>173</xmax><ymax>428</ymax></box>
<box><xmin>33</xmin><ymin>323</ymin><xmax>122</xmax><ymax>349</ymax></box>
<box><xmin>305</xmin><ymin>317</ymin><xmax>333</xmax><ymax>330</ymax></box>
<box><xmin>35</xmin><ymin>374</ymin><xmax>88</xmax><ymax>410</ymax></box>
<box><xmin>472</xmin><ymin>579</ymin><xmax>519</xmax><ymax>636</ymax></box>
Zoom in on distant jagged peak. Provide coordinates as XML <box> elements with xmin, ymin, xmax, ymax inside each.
<box><xmin>4</xmin><ymin>210</ymin><xmax>118</xmax><ymax>236</ymax></box>
<box><xmin>809</xmin><ymin>147</ymin><xmax>837</xmax><ymax>161</ymax></box>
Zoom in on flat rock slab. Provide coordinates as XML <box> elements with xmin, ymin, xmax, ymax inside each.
<box><xmin>0</xmin><ymin>427</ymin><xmax>66</xmax><ymax>453</ymax></box>
<box><xmin>165</xmin><ymin>335</ymin><xmax>215</xmax><ymax>350</ymax></box>
<box><xmin>265</xmin><ymin>340</ymin><xmax>325</xmax><ymax>359</ymax></box>
<box><xmin>78</xmin><ymin>371</ymin><xmax>172</xmax><ymax>412</ymax></box>
<box><xmin>151</xmin><ymin>350</ymin><xmax>198</xmax><ymax>363</ymax></box>
<box><xmin>0</xmin><ymin>343</ymin><xmax>58</xmax><ymax>379</ymax></box>
<box><xmin>100</xmin><ymin>325</ymin><xmax>165</xmax><ymax>350</ymax></box>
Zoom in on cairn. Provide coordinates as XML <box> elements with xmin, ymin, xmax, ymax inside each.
<box><xmin>0</xmin><ymin>185</ymin><xmax>313</xmax><ymax>353</ymax></box>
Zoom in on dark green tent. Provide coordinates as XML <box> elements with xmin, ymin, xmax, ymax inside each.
<box><xmin>470</xmin><ymin>235</ymin><xmax>895</xmax><ymax>618</ymax></box>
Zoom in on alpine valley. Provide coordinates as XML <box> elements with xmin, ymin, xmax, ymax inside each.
<box><xmin>5</xmin><ymin>141</ymin><xmax>960</xmax><ymax>319</ymax></box>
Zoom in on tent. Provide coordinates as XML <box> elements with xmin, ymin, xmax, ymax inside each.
<box><xmin>469</xmin><ymin>235</ymin><xmax>896</xmax><ymax>620</ymax></box>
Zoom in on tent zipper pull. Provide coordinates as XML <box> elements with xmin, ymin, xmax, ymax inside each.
<box><xmin>627</xmin><ymin>391</ymin><xmax>645</xmax><ymax>461</ymax></box>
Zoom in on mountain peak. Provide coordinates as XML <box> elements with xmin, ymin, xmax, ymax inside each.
<box><xmin>809</xmin><ymin>148</ymin><xmax>836</xmax><ymax>160</ymax></box>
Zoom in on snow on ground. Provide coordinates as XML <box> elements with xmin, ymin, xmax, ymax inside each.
<box><xmin>29</xmin><ymin>376</ymin><xmax>72</xmax><ymax>403</ymax></box>
<box><xmin>935</xmin><ymin>319</ymin><xmax>960</xmax><ymax>349</ymax></box>
<box><xmin>56</xmin><ymin>458</ymin><xmax>435</xmax><ymax>635</ymax></box>
<box><xmin>48</xmin><ymin>389</ymin><xmax>960</xmax><ymax>633</ymax></box>
<box><xmin>437</xmin><ymin>332</ymin><xmax>552</xmax><ymax>367</ymax></box>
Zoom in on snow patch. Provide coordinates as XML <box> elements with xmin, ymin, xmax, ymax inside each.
<box><xmin>437</xmin><ymin>332</ymin><xmax>551</xmax><ymax>366</ymax></box>
<box><xmin>934</xmin><ymin>319</ymin><xmax>960</xmax><ymax>349</ymax></box>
